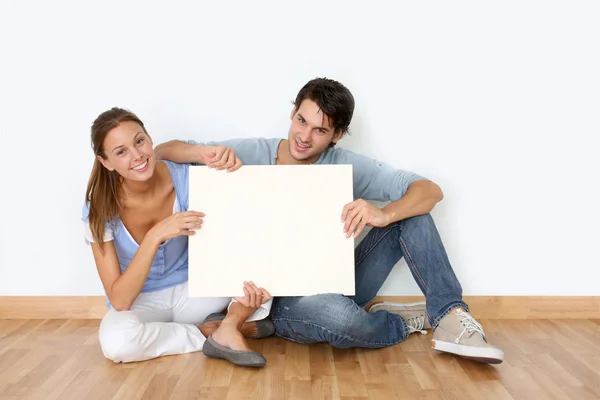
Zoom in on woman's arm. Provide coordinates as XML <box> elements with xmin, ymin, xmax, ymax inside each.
<box><xmin>90</xmin><ymin>234</ymin><xmax>161</xmax><ymax>311</ymax></box>
<box><xmin>90</xmin><ymin>210</ymin><xmax>205</xmax><ymax>311</ymax></box>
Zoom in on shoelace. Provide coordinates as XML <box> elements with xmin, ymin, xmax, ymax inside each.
<box><xmin>454</xmin><ymin>309</ymin><xmax>485</xmax><ymax>344</ymax></box>
<box><xmin>406</xmin><ymin>315</ymin><xmax>428</xmax><ymax>335</ymax></box>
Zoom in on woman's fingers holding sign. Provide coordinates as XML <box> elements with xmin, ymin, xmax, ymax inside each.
<box><xmin>235</xmin><ymin>281</ymin><xmax>272</xmax><ymax>308</ymax></box>
<box><xmin>149</xmin><ymin>210</ymin><xmax>205</xmax><ymax>243</ymax></box>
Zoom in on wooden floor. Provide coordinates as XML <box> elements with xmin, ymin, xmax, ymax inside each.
<box><xmin>0</xmin><ymin>319</ymin><xmax>598</xmax><ymax>400</ymax></box>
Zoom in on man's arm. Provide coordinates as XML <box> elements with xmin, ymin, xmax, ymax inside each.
<box><xmin>155</xmin><ymin>139</ymin><xmax>246</xmax><ymax>170</ymax></box>
<box><xmin>342</xmin><ymin>180</ymin><xmax>443</xmax><ymax>238</ymax></box>
<box><xmin>339</xmin><ymin>149</ymin><xmax>443</xmax><ymax>237</ymax></box>
<box><xmin>155</xmin><ymin>139</ymin><xmax>210</xmax><ymax>164</ymax></box>
<box><xmin>381</xmin><ymin>179</ymin><xmax>443</xmax><ymax>222</ymax></box>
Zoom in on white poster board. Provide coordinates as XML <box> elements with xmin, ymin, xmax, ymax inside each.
<box><xmin>188</xmin><ymin>164</ymin><xmax>355</xmax><ymax>297</ymax></box>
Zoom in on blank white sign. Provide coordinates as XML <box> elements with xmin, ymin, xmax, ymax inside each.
<box><xmin>188</xmin><ymin>164</ymin><xmax>355</xmax><ymax>297</ymax></box>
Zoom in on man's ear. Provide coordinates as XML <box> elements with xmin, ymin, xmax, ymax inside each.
<box><xmin>331</xmin><ymin>129</ymin><xmax>344</xmax><ymax>144</ymax></box>
<box><xmin>97</xmin><ymin>155</ymin><xmax>115</xmax><ymax>171</ymax></box>
<box><xmin>290</xmin><ymin>106</ymin><xmax>298</xmax><ymax>121</ymax></box>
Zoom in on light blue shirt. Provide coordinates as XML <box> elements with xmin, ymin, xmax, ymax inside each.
<box><xmin>81</xmin><ymin>160</ymin><xmax>190</xmax><ymax>306</ymax></box>
<box><xmin>185</xmin><ymin>138</ymin><xmax>427</xmax><ymax>202</ymax></box>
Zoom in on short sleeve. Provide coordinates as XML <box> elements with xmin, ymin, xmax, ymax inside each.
<box><xmin>81</xmin><ymin>201</ymin><xmax>114</xmax><ymax>245</ymax></box>
<box><xmin>336</xmin><ymin>149</ymin><xmax>428</xmax><ymax>202</ymax></box>
<box><xmin>82</xmin><ymin>220</ymin><xmax>114</xmax><ymax>244</ymax></box>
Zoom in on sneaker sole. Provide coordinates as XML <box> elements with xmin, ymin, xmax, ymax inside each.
<box><xmin>431</xmin><ymin>339</ymin><xmax>504</xmax><ymax>364</ymax></box>
<box><xmin>368</xmin><ymin>301</ymin><xmax>427</xmax><ymax>312</ymax></box>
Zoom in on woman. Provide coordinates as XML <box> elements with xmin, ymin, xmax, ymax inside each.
<box><xmin>82</xmin><ymin>107</ymin><xmax>272</xmax><ymax>367</ymax></box>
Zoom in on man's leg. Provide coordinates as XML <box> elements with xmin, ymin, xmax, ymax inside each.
<box><xmin>271</xmin><ymin>293</ymin><xmax>419</xmax><ymax>348</ymax></box>
<box><xmin>357</xmin><ymin>213</ymin><xmax>503</xmax><ymax>363</ymax></box>
<box><xmin>269</xmin><ymin>220</ymin><xmax>443</xmax><ymax>349</ymax></box>
<box><xmin>353</xmin><ymin>213</ymin><xmax>467</xmax><ymax>329</ymax></box>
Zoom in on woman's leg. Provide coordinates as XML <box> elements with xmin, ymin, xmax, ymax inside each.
<box><xmin>173</xmin><ymin>282</ymin><xmax>266</xmax><ymax>351</ymax></box>
<box><xmin>210</xmin><ymin>302</ymin><xmax>259</xmax><ymax>351</ymax></box>
<box><xmin>98</xmin><ymin>284</ymin><xmax>213</xmax><ymax>363</ymax></box>
<box><xmin>171</xmin><ymin>282</ymin><xmax>231</xmax><ymax>325</ymax></box>
<box><xmin>192</xmin><ymin>301</ymin><xmax>275</xmax><ymax>340</ymax></box>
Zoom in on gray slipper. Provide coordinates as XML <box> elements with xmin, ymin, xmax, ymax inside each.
<box><xmin>202</xmin><ymin>335</ymin><xmax>267</xmax><ymax>367</ymax></box>
<box><xmin>203</xmin><ymin>313</ymin><xmax>275</xmax><ymax>338</ymax></box>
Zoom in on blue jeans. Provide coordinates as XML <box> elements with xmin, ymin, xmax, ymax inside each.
<box><xmin>270</xmin><ymin>213</ymin><xmax>469</xmax><ymax>348</ymax></box>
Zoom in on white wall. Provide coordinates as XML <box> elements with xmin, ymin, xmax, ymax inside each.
<box><xmin>1</xmin><ymin>1</ymin><xmax>598</xmax><ymax>296</ymax></box>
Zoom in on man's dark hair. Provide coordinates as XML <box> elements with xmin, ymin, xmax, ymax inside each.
<box><xmin>292</xmin><ymin>78</ymin><xmax>355</xmax><ymax>147</ymax></box>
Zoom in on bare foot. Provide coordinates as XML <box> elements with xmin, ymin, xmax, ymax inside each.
<box><xmin>211</xmin><ymin>320</ymin><xmax>252</xmax><ymax>352</ymax></box>
<box><xmin>198</xmin><ymin>320</ymin><xmax>258</xmax><ymax>339</ymax></box>
<box><xmin>197</xmin><ymin>321</ymin><xmax>219</xmax><ymax>338</ymax></box>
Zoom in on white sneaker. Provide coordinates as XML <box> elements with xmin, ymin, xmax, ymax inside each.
<box><xmin>431</xmin><ymin>309</ymin><xmax>504</xmax><ymax>364</ymax></box>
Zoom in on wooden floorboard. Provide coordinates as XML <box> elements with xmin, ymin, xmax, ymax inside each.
<box><xmin>2</xmin><ymin>296</ymin><xmax>599</xmax><ymax>319</ymax></box>
<box><xmin>0</xmin><ymin>319</ymin><xmax>598</xmax><ymax>399</ymax></box>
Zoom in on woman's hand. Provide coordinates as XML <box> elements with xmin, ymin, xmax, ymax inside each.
<box><xmin>148</xmin><ymin>210</ymin><xmax>205</xmax><ymax>244</ymax></box>
<box><xmin>234</xmin><ymin>281</ymin><xmax>272</xmax><ymax>308</ymax></box>
<box><xmin>197</xmin><ymin>145</ymin><xmax>243</xmax><ymax>172</ymax></box>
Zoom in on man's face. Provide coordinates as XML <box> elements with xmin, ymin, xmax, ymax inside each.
<box><xmin>287</xmin><ymin>99</ymin><xmax>342</xmax><ymax>163</ymax></box>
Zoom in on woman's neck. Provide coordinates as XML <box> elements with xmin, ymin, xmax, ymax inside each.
<box><xmin>121</xmin><ymin>161</ymin><xmax>165</xmax><ymax>201</ymax></box>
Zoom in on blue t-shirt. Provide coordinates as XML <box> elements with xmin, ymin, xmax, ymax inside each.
<box><xmin>81</xmin><ymin>160</ymin><xmax>190</xmax><ymax>306</ymax></box>
<box><xmin>185</xmin><ymin>138</ymin><xmax>427</xmax><ymax>202</ymax></box>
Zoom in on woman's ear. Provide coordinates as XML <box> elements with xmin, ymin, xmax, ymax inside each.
<box><xmin>97</xmin><ymin>155</ymin><xmax>115</xmax><ymax>171</ymax></box>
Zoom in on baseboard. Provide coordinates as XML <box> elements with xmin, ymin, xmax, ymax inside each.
<box><xmin>368</xmin><ymin>296</ymin><xmax>600</xmax><ymax>320</ymax></box>
<box><xmin>0</xmin><ymin>296</ymin><xmax>108</xmax><ymax>319</ymax></box>
<box><xmin>1</xmin><ymin>295</ymin><xmax>598</xmax><ymax>319</ymax></box>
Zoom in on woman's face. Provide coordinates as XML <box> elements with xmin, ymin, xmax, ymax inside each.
<box><xmin>98</xmin><ymin>120</ymin><xmax>156</xmax><ymax>182</ymax></box>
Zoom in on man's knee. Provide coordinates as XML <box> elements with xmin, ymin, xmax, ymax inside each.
<box><xmin>364</xmin><ymin>214</ymin><xmax>436</xmax><ymax>245</ymax></box>
<box><xmin>98</xmin><ymin>310</ymin><xmax>144</xmax><ymax>363</ymax></box>
<box><xmin>400</xmin><ymin>213</ymin><xmax>441</xmax><ymax>242</ymax></box>
<box><xmin>272</xmin><ymin>294</ymin><xmax>376</xmax><ymax>344</ymax></box>
<box><xmin>274</xmin><ymin>294</ymin><xmax>357</xmax><ymax>321</ymax></box>
<box><xmin>403</xmin><ymin>213</ymin><xmax>435</xmax><ymax>229</ymax></box>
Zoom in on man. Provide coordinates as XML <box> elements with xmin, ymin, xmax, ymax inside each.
<box><xmin>155</xmin><ymin>77</ymin><xmax>504</xmax><ymax>364</ymax></box>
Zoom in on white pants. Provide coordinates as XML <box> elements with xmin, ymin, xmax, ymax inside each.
<box><xmin>98</xmin><ymin>281</ymin><xmax>272</xmax><ymax>363</ymax></box>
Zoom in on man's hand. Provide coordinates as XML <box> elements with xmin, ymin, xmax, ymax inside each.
<box><xmin>341</xmin><ymin>199</ymin><xmax>390</xmax><ymax>238</ymax></box>
<box><xmin>197</xmin><ymin>145</ymin><xmax>242</xmax><ymax>172</ymax></box>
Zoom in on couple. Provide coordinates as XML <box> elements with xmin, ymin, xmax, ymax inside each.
<box><xmin>83</xmin><ymin>77</ymin><xmax>504</xmax><ymax>368</ymax></box>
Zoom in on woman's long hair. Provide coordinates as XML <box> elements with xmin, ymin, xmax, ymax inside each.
<box><xmin>85</xmin><ymin>107</ymin><xmax>147</xmax><ymax>249</ymax></box>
